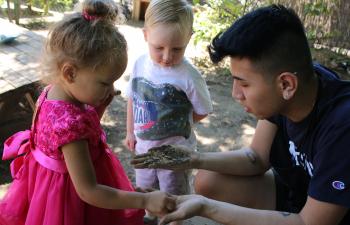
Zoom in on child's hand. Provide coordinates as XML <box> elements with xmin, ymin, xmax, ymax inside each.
<box><xmin>124</xmin><ymin>133</ymin><xmax>136</xmax><ymax>152</ymax></box>
<box><xmin>100</xmin><ymin>89</ymin><xmax>121</xmax><ymax>108</ymax></box>
<box><xmin>144</xmin><ymin>191</ymin><xmax>176</xmax><ymax>216</ymax></box>
<box><xmin>95</xmin><ymin>89</ymin><xmax>121</xmax><ymax>118</ymax></box>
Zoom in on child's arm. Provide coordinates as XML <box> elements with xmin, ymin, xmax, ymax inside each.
<box><xmin>124</xmin><ymin>98</ymin><xmax>136</xmax><ymax>151</ymax></box>
<box><xmin>62</xmin><ymin>140</ymin><xmax>174</xmax><ymax>214</ymax></box>
<box><xmin>193</xmin><ymin>112</ymin><xmax>208</xmax><ymax>123</ymax></box>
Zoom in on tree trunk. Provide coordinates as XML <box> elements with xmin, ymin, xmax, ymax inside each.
<box><xmin>44</xmin><ymin>0</ymin><xmax>49</xmax><ymax>15</ymax></box>
<box><xmin>6</xmin><ymin>0</ymin><xmax>12</xmax><ymax>22</ymax></box>
<box><xmin>27</xmin><ymin>0</ymin><xmax>32</xmax><ymax>12</ymax></box>
<box><xmin>14</xmin><ymin>0</ymin><xmax>20</xmax><ymax>25</ymax></box>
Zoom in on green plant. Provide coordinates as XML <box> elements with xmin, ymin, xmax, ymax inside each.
<box><xmin>49</xmin><ymin>0</ymin><xmax>75</xmax><ymax>12</ymax></box>
<box><xmin>192</xmin><ymin>0</ymin><xmax>265</xmax><ymax>46</ymax></box>
<box><xmin>191</xmin><ymin>0</ymin><xmax>264</xmax><ymax>74</ymax></box>
<box><xmin>303</xmin><ymin>1</ymin><xmax>329</xmax><ymax>16</ymax></box>
<box><xmin>192</xmin><ymin>0</ymin><xmax>239</xmax><ymax>46</ymax></box>
<box><xmin>305</xmin><ymin>1</ymin><xmax>333</xmax><ymax>46</ymax></box>
<box><xmin>30</xmin><ymin>0</ymin><xmax>75</xmax><ymax>13</ymax></box>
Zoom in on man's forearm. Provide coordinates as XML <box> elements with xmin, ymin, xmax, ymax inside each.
<box><xmin>201</xmin><ymin>198</ymin><xmax>304</xmax><ymax>225</ymax></box>
<box><xmin>193</xmin><ymin>147</ymin><xmax>268</xmax><ymax>176</ymax></box>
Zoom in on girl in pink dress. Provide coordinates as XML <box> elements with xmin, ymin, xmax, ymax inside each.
<box><xmin>0</xmin><ymin>0</ymin><xmax>175</xmax><ymax>224</ymax></box>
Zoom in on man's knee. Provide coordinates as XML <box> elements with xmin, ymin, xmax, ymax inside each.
<box><xmin>194</xmin><ymin>170</ymin><xmax>219</xmax><ymax>197</ymax></box>
<box><xmin>194</xmin><ymin>169</ymin><xmax>276</xmax><ymax>209</ymax></box>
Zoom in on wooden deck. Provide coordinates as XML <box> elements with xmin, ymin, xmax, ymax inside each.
<box><xmin>0</xmin><ymin>18</ymin><xmax>43</xmax><ymax>96</ymax></box>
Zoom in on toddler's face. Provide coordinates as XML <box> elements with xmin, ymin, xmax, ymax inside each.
<box><xmin>67</xmin><ymin>62</ymin><xmax>125</xmax><ymax>107</ymax></box>
<box><xmin>144</xmin><ymin>23</ymin><xmax>191</xmax><ymax>67</ymax></box>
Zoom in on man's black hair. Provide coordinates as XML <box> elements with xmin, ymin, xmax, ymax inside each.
<box><xmin>208</xmin><ymin>4</ymin><xmax>314</xmax><ymax>79</ymax></box>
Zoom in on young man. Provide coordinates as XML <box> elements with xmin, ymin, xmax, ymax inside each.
<box><xmin>133</xmin><ymin>4</ymin><xmax>350</xmax><ymax>225</ymax></box>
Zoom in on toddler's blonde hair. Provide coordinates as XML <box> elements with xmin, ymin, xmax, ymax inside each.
<box><xmin>145</xmin><ymin>0</ymin><xmax>193</xmax><ymax>35</ymax></box>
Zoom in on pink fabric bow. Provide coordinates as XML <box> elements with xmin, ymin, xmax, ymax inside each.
<box><xmin>3</xmin><ymin>130</ymin><xmax>31</xmax><ymax>178</ymax></box>
<box><xmin>2</xmin><ymin>130</ymin><xmax>67</xmax><ymax>178</ymax></box>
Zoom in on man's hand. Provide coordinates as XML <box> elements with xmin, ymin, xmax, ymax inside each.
<box><xmin>159</xmin><ymin>195</ymin><xmax>207</xmax><ymax>225</ymax></box>
<box><xmin>131</xmin><ymin>145</ymin><xmax>198</xmax><ymax>170</ymax></box>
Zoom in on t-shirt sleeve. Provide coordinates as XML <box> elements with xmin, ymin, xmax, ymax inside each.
<box><xmin>187</xmin><ymin>70</ymin><xmax>213</xmax><ymax>115</ymax></box>
<box><xmin>125</xmin><ymin>56</ymin><xmax>141</xmax><ymax>98</ymax></box>
<box><xmin>125</xmin><ymin>73</ymin><xmax>134</xmax><ymax>99</ymax></box>
<box><xmin>308</xmin><ymin>120</ymin><xmax>350</xmax><ymax>208</ymax></box>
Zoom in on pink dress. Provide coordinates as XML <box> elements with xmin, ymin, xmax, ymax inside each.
<box><xmin>0</xmin><ymin>88</ymin><xmax>145</xmax><ymax>225</ymax></box>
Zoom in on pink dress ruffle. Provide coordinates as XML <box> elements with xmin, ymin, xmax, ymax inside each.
<box><xmin>0</xmin><ymin>89</ymin><xmax>144</xmax><ymax>225</ymax></box>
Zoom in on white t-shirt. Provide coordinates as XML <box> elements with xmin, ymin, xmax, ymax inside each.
<box><xmin>126</xmin><ymin>54</ymin><xmax>213</xmax><ymax>153</ymax></box>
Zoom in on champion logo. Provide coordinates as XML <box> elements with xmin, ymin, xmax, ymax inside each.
<box><xmin>332</xmin><ymin>181</ymin><xmax>345</xmax><ymax>190</ymax></box>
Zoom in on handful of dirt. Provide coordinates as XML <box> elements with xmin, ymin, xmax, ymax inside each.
<box><xmin>134</xmin><ymin>145</ymin><xmax>191</xmax><ymax>169</ymax></box>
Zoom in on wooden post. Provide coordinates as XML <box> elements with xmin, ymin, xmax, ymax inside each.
<box><xmin>132</xmin><ymin>0</ymin><xmax>141</xmax><ymax>20</ymax></box>
<box><xmin>132</xmin><ymin>0</ymin><xmax>150</xmax><ymax>21</ymax></box>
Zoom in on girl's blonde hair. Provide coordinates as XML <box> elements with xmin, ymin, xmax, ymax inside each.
<box><xmin>144</xmin><ymin>0</ymin><xmax>193</xmax><ymax>35</ymax></box>
<box><xmin>42</xmin><ymin>0</ymin><xmax>127</xmax><ymax>82</ymax></box>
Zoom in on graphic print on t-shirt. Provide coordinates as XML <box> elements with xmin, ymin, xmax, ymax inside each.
<box><xmin>288</xmin><ymin>140</ymin><xmax>314</xmax><ymax>177</ymax></box>
<box><xmin>132</xmin><ymin>77</ymin><xmax>192</xmax><ymax>140</ymax></box>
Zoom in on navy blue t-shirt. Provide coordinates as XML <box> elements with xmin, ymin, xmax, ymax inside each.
<box><xmin>269</xmin><ymin>64</ymin><xmax>350</xmax><ymax>224</ymax></box>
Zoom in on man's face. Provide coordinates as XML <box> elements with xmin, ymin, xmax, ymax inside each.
<box><xmin>229</xmin><ymin>57</ymin><xmax>284</xmax><ymax>119</ymax></box>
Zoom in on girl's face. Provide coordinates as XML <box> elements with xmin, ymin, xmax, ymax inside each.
<box><xmin>143</xmin><ymin>23</ymin><xmax>191</xmax><ymax>67</ymax></box>
<box><xmin>66</xmin><ymin>62</ymin><xmax>125</xmax><ymax>107</ymax></box>
<box><xmin>229</xmin><ymin>57</ymin><xmax>285</xmax><ymax>119</ymax></box>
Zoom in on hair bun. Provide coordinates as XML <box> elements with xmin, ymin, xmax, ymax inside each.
<box><xmin>81</xmin><ymin>0</ymin><xmax>120</xmax><ymax>23</ymax></box>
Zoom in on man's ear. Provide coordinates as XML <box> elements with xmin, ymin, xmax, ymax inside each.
<box><xmin>61</xmin><ymin>62</ymin><xmax>77</xmax><ymax>83</ymax></box>
<box><xmin>142</xmin><ymin>28</ymin><xmax>148</xmax><ymax>42</ymax></box>
<box><xmin>277</xmin><ymin>72</ymin><xmax>298</xmax><ymax>100</ymax></box>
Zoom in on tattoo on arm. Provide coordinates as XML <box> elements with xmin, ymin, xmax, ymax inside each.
<box><xmin>280</xmin><ymin>212</ymin><xmax>291</xmax><ymax>217</ymax></box>
<box><xmin>245</xmin><ymin>151</ymin><xmax>257</xmax><ymax>164</ymax></box>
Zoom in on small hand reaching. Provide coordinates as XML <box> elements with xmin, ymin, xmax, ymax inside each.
<box><xmin>124</xmin><ymin>133</ymin><xmax>136</xmax><ymax>152</ymax></box>
<box><xmin>159</xmin><ymin>195</ymin><xmax>207</xmax><ymax>225</ymax></box>
<box><xmin>144</xmin><ymin>190</ymin><xmax>176</xmax><ymax>217</ymax></box>
<box><xmin>95</xmin><ymin>89</ymin><xmax>121</xmax><ymax>118</ymax></box>
<box><xmin>131</xmin><ymin>145</ymin><xmax>197</xmax><ymax>170</ymax></box>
